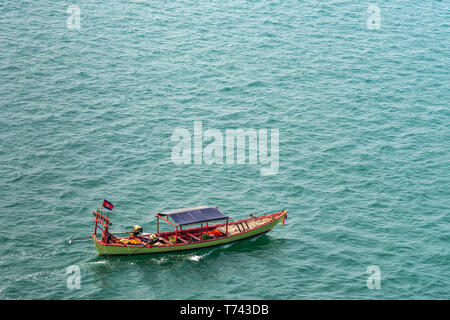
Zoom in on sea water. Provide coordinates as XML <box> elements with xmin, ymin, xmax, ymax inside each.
<box><xmin>0</xmin><ymin>0</ymin><xmax>449</xmax><ymax>299</ymax></box>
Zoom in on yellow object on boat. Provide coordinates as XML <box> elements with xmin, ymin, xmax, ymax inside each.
<box><xmin>119</xmin><ymin>238</ymin><xmax>141</xmax><ymax>245</ymax></box>
<box><xmin>168</xmin><ymin>236</ymin><xmax>176</xmax><ymax>243</ymax></box>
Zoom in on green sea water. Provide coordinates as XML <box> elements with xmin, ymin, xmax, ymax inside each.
<box><xmin>0</xmin><ymin>0</ymin><xmax>449</xmax><ymax>299</ymax></box>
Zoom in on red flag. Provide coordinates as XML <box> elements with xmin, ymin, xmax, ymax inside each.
<box><xmin>103</xmin><ymin>199</ymin><xmax>114</xmax><ymax>211</ymax></box>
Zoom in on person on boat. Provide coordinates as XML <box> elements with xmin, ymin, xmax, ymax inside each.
<box><xmin>146</xmin><ymin>233</ymin><xmax>161</xmax><ymax>245</ymax></box>
<box><xmin>130</xmin><ymin>225</ymin><xmax>143</xmax><ymax>238</ymax></box>
<box><xmin>117</xmin><ymin>225</ymin><xmax>144</xmax><ymax>245</ymax></box>
<box><xmin>116</xmin><ymin>226</ymin><xmax>144</xmax><ymax>245</ymax></box>
<box><xmin>101</xmin><ymin>230</ymin><xmax>112</xmax><ymax>243</ymax></box>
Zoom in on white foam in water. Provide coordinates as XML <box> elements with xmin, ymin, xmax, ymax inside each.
<box><xmin>188</xmin><ymin>255</ymin><xmax>203</xmax><ymax>261</ymax></box>
<box><xmin>152</xmin><ymin>257</ymin><xmax>167</xmax><ymax>264</ymax></box>
<box><xmin>80</xmin><ymin>261</ymin><xmax>107</xmax><ymax>268</ymax></box>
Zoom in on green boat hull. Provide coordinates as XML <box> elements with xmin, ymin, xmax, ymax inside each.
<box><xmin>94</xmin><ymin>213</ymin><xmax>284</xmax><ymax>256</ymax></box>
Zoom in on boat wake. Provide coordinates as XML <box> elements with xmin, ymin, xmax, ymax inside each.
<box><xmin>188</xmin><ymin>255</ymin><xmax>203</xmax><ymax>261</ymax></box>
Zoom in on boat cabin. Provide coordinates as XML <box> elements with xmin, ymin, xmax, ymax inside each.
<box><xmin>155</xmin><ymin>206</ymin><xmax>230</xmax><ymax>244</ymax></box>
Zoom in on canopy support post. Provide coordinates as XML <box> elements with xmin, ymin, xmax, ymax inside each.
<box><xmin>226</xmin><ymin>218</ymin><xmax>228</xmax><ymax>237</ymax></box>
<box><xmin>157</xmin><ymin>215</ymin><xmax>159</xmax><ymax>234</ymax></box>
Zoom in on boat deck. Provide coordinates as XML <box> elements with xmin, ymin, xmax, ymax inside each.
<box><xmin>106</xmin><ymin>214</ymin><xmax>279</xmax><ymax>247</ymax></box>
<box><xmin>93</xmin><ymin>210</ymin><xmax>286</xmax><ymax>255</ymax></box>
<box><xmin>217</xmin><ymin>216</ymin><xmax>274</xmax><ymax>236</ymax></box>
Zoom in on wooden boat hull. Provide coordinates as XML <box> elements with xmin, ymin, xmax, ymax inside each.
<box><xmin>93</xmin><ymin>211</ymin><xmax>285</xmax><ymax>256</ymax></box>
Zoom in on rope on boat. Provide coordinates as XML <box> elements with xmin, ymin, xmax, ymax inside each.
<box><xmin>68</xmin><ymin>231</ymin><xmax>131</xmax><ymax>244</ymax></box>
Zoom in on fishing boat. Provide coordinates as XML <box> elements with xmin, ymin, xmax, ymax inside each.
<box><xmin>91</xmin><ymin>205</ymin><xmax>287</xmax><ymax>256</ymax></box>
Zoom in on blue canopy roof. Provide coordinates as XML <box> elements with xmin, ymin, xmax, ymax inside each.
<box><xmin>157</xmin><ymin>206</ymin><xmax>228</xmax><ymax>226</ymax></box>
